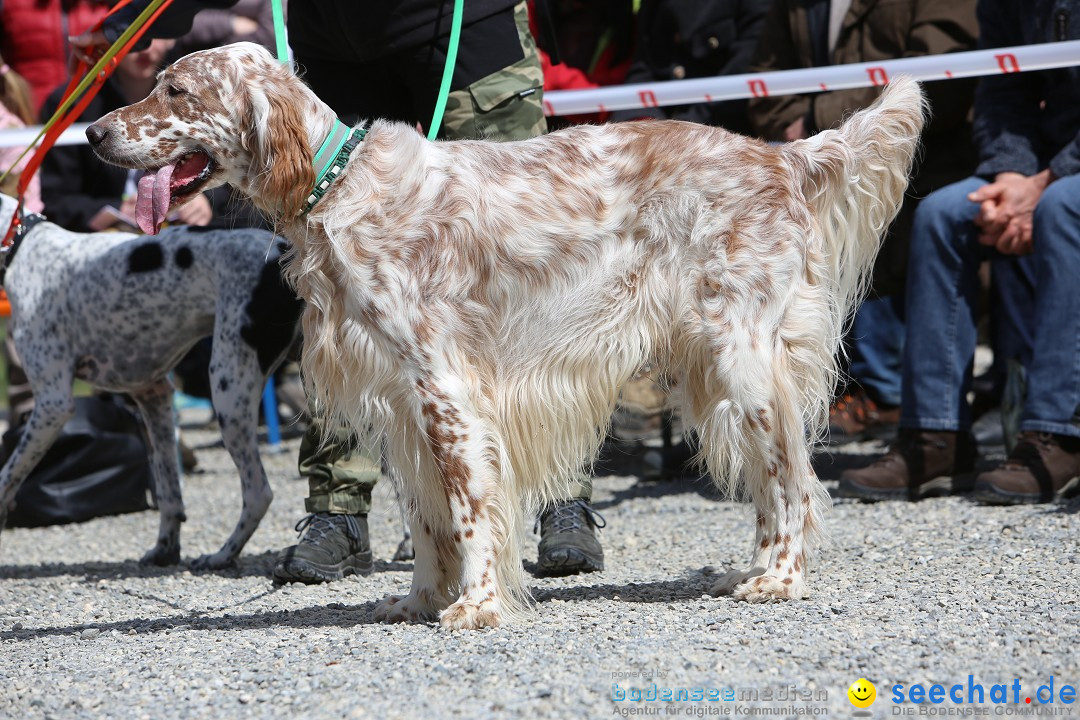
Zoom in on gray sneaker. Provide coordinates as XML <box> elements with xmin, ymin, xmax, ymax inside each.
<box><xmin>535</xmin><ymin>500</ymin><xmax>606</xmax><ymax>576</ymax></box>
<box><xmin>272</xmin><ymin>513</ymin><xmax>374</xmax><ymax>584</ymax></box>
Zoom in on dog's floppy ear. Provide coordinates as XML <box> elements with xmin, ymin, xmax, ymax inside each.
<box><xmin>238</xmin><ymin>62</ymin><xmax>316</xmax><ymax>219</ymax></box>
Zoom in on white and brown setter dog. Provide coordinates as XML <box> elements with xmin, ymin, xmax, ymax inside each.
<box><xmin>87</xmin><ymin>42</ymin><xmax>924</xmax><ymax>629</ymax></box>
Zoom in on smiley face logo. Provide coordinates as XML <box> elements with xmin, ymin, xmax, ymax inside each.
<box><xmin>848</xmin><ymin>678</ymin><xmax>877</xmax><ymax>708</ymax></box>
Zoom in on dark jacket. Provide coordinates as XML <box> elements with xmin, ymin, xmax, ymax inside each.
<box><xmin>107</xmin><ymin>0</ymin><xmax>520</xmax><ymax>62</ymax></box>
<box><xmin>748</xmin><ymin>0</ymin><xmax>979</xmax><ymax>152</ymax></box>
<box><xmin>39</xmin><ymin>81</ymin><xmax>258</xmax><ymax>233</ymax></box>
<box><xmin>747</xmin><ymin>0</ymin><xmax>980</xmax><ymax>295</ymax></box>
<box><xmin>610</xmin><ymin>0</ymin><xmax>771</xmax><ymax>132</ymax></box>
<box><xmin>973</xmin><ymin>0</ymin><xmax>1080</xmax><ymax>179</ymax></box>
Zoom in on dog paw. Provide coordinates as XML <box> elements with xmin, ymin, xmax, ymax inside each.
<box><xmin>731</xmin><ymin>574</ymin><xmax>807</xmax><ymax>602</ymax></box>
<box><xmin>709</xmin><ymin>568</ymin><xmax>762</xmax><ymax>597</ymax></box>
<box><xmin>139</xmin><ymin>543</ymin><xmax>181</xmax><ymax>566</ymax></box>
<box><xmin>190</xmin><ymin>552</ymin><xmax>237</xmax><ymax>572</ymax></box>
<box><xmin>439</xmin><ymin>599</ymin><xmax>501</xmax><ymax>631</ymax></box>
<box><xmin>373</xmin><ymin>594</ymin><xmax>440</xmax><ymax>624</ymax></box>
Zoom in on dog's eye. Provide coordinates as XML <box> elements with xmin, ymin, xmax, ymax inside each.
<box><xmin>167</xmin><ymin>84</ymin><xmax>187</xmax><ymax>97</ymax></box>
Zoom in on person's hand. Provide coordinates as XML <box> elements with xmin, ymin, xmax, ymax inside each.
<box><xmin>169</xmin><ymin>194</ymin><xmax>213</xmax><ymax>226</ymax></box>
<box><xmin>967</xmin><ymin>170</ymin><xmax>1053</xmax><ymax>255</ymax></box>
<box><xmin>120</xmin><ymin>194</ymin><xmax>138</xmax><ymax>221</ymax></box>
<box><xmin>68</xmin><ymin>28</ymin><xmax>110</xmax><ymax>66</ymax></box>
<box><xmin>783</xmin><ymin>116</ymin><xmax>809</xmax><ymax>142</ymax></box>
<box><xmin>231</xmin><ymin>15</ymin><xmax>259</xmax><ymax>36</ymax></box>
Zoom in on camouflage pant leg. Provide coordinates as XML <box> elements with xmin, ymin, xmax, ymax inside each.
<box><xmin>299</xmin><ymin>408</ymin><xmax>381</xmax><ymax>516</ymax></box>
<box><xmin>441</xmin><ymin>1</ymin><xmax>547</xmax><ymax>142</ymax></box>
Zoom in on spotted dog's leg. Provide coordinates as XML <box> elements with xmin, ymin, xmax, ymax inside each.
<box><xmin>712</xmin><ymin>402</ymin><xmax>824</xmax><ymax>602</ymax></box>
<box><xmin>374</xmin><ymin>512</ymin><xmax>453</xmax><ymax>623</ymax></box>
<box><xmin>0</xmin><ymin>368</ymin><xmax>76</xmax><ymax>545</ymax></box>
<box><xmin>693</xmin><ymin>302</ymin><xmax>827</xmax><ymax>602</ymax></box>
<box><xmin>128</xmin><ymin>378</ymin><xmax>187</xmax><ymax>565</ymax></box>
<box><xmin>408</xmin><ymin>372</ymin><xmax>508</xmax><ymax>631</ymax></box>
<box><xmin>710</xmin><ymin>505</ymin><xmax>774</xmax><ymax>596</ymax></box>
<box><xmin>189</xmin><ymin>346</ymin><xmax>274</xmax><ymax>570</ymax></box>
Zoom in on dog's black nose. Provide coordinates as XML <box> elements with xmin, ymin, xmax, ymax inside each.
<box><xmin>85</xmin><ymin>124</ymin><xmax>108</xmax><ymax>146</ymax></box>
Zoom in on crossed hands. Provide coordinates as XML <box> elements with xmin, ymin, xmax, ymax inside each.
<box><xmin>967</xmin><ymin>170</ymin><xmax>1054</xmax><ymax>255</ymax></box>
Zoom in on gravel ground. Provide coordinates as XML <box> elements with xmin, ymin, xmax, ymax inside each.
<box><xmin>1</xmin><ymin>404</ymin><xmax>1078</xmax><ymax>720</ymax></box>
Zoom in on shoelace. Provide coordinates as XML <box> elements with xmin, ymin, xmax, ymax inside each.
<box><xmin>535</xmin><ymin>499</ymin><xmax>607</xmax><ymax>535</ymax></box>
<box><xmin>293</xmin><ymin>513</ymin><xmax>362</xmax><ymax>543</ymax></box>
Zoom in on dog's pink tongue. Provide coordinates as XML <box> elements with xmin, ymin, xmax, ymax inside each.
<box><xmin>135</xmin><ymin>165</ymin><xmax>173</xmax><ymax>235</ymax></box>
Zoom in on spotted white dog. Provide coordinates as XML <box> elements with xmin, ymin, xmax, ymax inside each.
<box><xmin>0</xmin><ymin>193</ymin><xmax>303</xmax><ymax>569</ymax></box>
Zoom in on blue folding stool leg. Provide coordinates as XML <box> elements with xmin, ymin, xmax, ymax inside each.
<box><xmin>262</xmin><ymin>375</ymin><xmax>281</xmax><ymax>449</ymax></box>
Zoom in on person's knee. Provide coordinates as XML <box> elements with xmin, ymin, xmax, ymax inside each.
<box><xmin>910</xmin><ymin>180</ymin><xmax>979</xmax><ymax>254</ymax></box>
<box><xmin>1033</xmin><ymin>178</ymin><xmax>1080</xmax><ymax>242</ymax></box>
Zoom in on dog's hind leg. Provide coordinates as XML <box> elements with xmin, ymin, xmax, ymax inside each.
<box><xmin>130</xmin><ymin>378</ymin><xmax>187</xmax><ymax>566</ymax></box>
<box><xmin>192</xmin><ymin>345</ymin><xmax>276</xmax><ymax>570</ymax></box>
<box><xmin>0</xmin><ymin>367</ymin><xmax>76</xmax><ymax>544</ymax></box>
<box><xmin>691</xmin><ymin>327</ymin><xmax>827</xmax><ymax>601</ymax></box>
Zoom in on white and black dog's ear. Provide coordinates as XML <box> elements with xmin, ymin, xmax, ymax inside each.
<box><xmin>0</xmin><ymin>193</ymin><xmax>18</xmax><ymax>234</ymax></box>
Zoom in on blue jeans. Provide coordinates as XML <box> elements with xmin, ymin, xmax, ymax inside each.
<box><xmin>849</xmin><ymin>293</ymin><xmax>905</xmax><ymax>407</ymax></box>
<box><xmin>902</xmin><ymin>174</ymin><xmax>1080</xmax><ymax>439</ymax></box>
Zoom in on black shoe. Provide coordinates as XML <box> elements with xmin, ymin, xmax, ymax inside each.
<box><xmin>272</xmin><ymin>513</ymin><xmax>374</xmax><ymax>584</ymax></box>
<box><xmin>535</xmin><ymin>499</ymin><xmax>605</xmax><ymax>576</ymax></box>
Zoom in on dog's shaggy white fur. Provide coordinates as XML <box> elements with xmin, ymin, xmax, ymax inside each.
<box><xmin>88</xmin><ymin>42</ymin><xmax>925</xmax><ymax>629</ymax></box>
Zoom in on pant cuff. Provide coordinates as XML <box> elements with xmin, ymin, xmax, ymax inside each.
<box><xmin>1018</xmin><ymin>420</ymin><xmax>1080</xmax><ymax>440</ymax></box>
<box><xmin>304</xmin><ymin>492</ymin><xmax>371</xmax><ymax>515</ymax></box>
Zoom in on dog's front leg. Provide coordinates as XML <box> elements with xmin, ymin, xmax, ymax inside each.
<box><xmin>131</xmin><ymin>379</ymin><xmax>186</xmax><ymax>566</ymax></box>
<box><xmin>409</xmin><ymin>376</ymin><xmax>509</xmax><ymax>631</ymax></box>
<box><xmin>374</xmin><ymin>511</ymin><xmax>453</xmax><ymax>624</ymax></box>
<box><xmin>192</xmin><ymin>353</ymin><xmax>275</xmax><ymax>570</ymax></box>
<box><xmin>0</xmin><ymin>386</ymin><xmax>76</xmax><ymax>546</ymax></box>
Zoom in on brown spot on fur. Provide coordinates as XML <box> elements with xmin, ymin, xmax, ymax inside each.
<box><xmin>758</xmin><ymin>409</ymin><xmax>772</xmax><ymax>433</ymax></box>
<box><xmin>464</xmin><ymin>529</ymin><xmax>474</xmax><ymax>539</ymax></box>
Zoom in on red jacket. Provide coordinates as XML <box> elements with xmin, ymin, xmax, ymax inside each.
<box><xmin>0</xmin><ymin>0</ymin><xmax>111</xmax><ymax>114</ymax></box>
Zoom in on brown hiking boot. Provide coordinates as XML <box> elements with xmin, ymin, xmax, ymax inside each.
<box><xmin>827</xmin><ymin>388</ymin><xmax>901</xmax><ymax>445</ymax></box>
<box><xmin>974</xmin><ymin>431</ymin><xmax>1080</xmax><ymax>505</ymax></box>
<box><xmin>838</xmin><ymin>429</ymin><xmax>977</xmax><ymax>501</ymax></box>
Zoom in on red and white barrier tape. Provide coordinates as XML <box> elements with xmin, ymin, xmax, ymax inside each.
<box><xmin>542</xmin><ymin>39</ymin><xmax>1080</xmax><ymax>116</ymax></box>
<box><xmin>2</xmin><ymin>40</ymin><xmax>1078</xmax><ymax>147</ymax></box>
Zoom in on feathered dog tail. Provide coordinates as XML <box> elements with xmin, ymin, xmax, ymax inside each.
<box><xmin>781</xmin><ymin>76</ymin><xmax>926</xmax><ymax>325</ymax></box>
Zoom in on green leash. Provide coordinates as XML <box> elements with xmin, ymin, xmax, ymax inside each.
<box><xmin>428</xmin><ymin>0</ymin><xmax>464</xmax><ymax>140</ymax></box>
<box><xmin>268</xmin><ymin>0</ymin><xmax>462</xmax><ymax>138</ymax></box>
<box><xmin>278</xmin><ymin>0</ymin><xmax>464</xmax><ymax>214</ymax></box>
<box><xmin>271</xmin><ymin>0</ymin><xmax>288</xmax><ymax>65</ymax></box>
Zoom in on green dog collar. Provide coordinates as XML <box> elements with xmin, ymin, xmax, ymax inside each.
<box><xmin>302</xmin><ymin>120</ymin><xmax>367</xmax><ymax>215</ymax></box>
